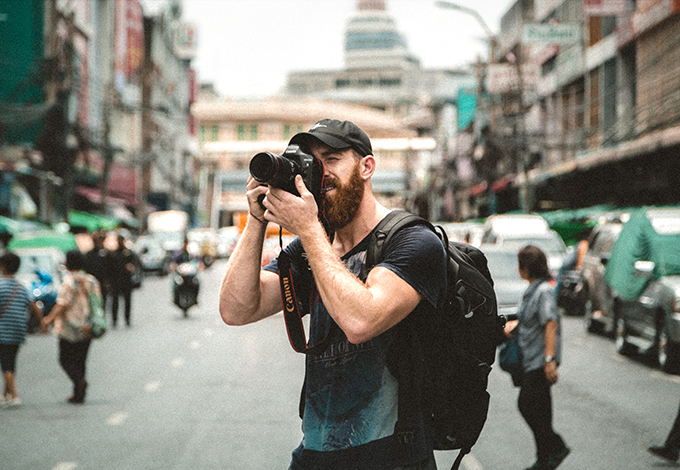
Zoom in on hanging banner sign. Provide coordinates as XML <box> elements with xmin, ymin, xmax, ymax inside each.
<box><xmin>583</xmin><ymin>0</ymin><xmax>630</xmax><ymax>16</ymax></box>
<box><xmin>522</xmin><ymin>23</ymin><xmax>581</xmax><ymax>44</ymax></box>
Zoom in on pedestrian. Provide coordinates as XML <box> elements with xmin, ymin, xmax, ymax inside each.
<box><xmin>648</xmin><ymin>399</ymin><xmax>680</xmax><ymax>462</ymax></box>
<box><xmin>42</xmin><ymin>250</ymin><xmax>100</xmax><ymax>404</ymax></box>
<box><xmin>109</xmin><ymin>233</ymin><xmax>137</xmax><ymax>327</ymax></box>
<box><xmin>219</xmin><ymin>119</ymin><xmax>447</xmax><ymax>470</ymax></box>
<box><xmin>84</xmin><ymin>230</ymin><xmax>111</xmax><ymax>312</ymax></box>
<box><xmin>504</xmin><ymin>245</ymin><xmax>570</xmax><ymax>470</ymax></box>
<box><xmin>0</xmin><ymin>252</ymin><xmax>45</xmax><ymax>407</ymax></box>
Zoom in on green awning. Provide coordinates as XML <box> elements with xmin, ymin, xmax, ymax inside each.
<box><xmin>7</xmin><ymin>229</ymin><xmax>78</xmax><ymax>253</ymax></box>
<box><xmin>68</xmin><ymin>210</ymin><xmax>120</xmax><ymax>232</ymax></box>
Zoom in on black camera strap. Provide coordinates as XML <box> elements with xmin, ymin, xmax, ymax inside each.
<box><xmin>278</xmin><ymin>240</ymin><xmax>332</xmax><ymax>355</ymax></box>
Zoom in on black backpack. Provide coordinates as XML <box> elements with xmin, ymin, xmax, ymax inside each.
<box><xmin>362</xmin><ymin>211</ymin><xmax>506</xmax><ymax>470</ymax></box>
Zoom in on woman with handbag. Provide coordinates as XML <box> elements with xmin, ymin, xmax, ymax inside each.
<box><xmin>504</xmin><ymin>245</ymin><xmax>570</xmax><ymax>470</ymax></box>
<box><xmin>43</xmin><ymin>250</ymin><xmax>101</xmax><ymax>404</ymax></box>
<box><xmin>0</xmin><ymin>252</ymin><xmax>45</xmax><ymax>407</ymax></box>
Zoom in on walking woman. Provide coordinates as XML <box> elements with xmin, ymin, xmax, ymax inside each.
<box><xmin>43</xmin><ymin>250</ymin><xmax>100</xmax><ymax>404</ymax></box>
<box><xmin>0</xmin><ymin>252</ymin><xmax>44</xmax><ymax>407</ymax></box>
<box><xmin>505</xmin><ymin>245</ymin><xmax>570</xmax><ymax>470</ymax></box>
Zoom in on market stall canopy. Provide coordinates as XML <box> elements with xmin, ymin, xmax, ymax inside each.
<box><xmin>68</xmin><ymin>210</ymin><xmax>120</xmax><ymax>232</ymax></box>
<box><xmin>605</xmin><ymin>207</ymin><xmax>680</xmax><ymax>301</ymax></box>
<box><xmin>7</xmin><ymin>230</ymin><xmax>78</xmax><ymax>253</ymax></box>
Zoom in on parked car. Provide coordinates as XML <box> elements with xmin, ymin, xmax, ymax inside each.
<box><xmin>440</xmin><ymin>221</ymin><xmax>484</xmax><ymax>246</ymax></box>
<box><xmin>133</xmin><ymin>235</ymin><xmax>170</xmax><ymax>275</ymax></box>
<box><xmin>481</xmin><ymin>214</ymin><xmax>550</xmax><ymax>244</ymax></box>
<box><xmin>187</xmin><ymin>228</ymin><xmax>218</xmax><ymax>265</ymax></box>
<box><xmin>581</xmin><ymin>221</ymin><xmax>623</xmax><ymax>335</ymax></box>
<box><xmin>216</xmin><ymin>226</ymin><xmax>240</xmax><ymax>259</ymax></box>
<box><xmin>607</xmin><ymin>207</ymin><xmax>680</xmax><ymax>373</ymax></box>
<box><xmin>484</xmin><ymin>229</ymin><xmax>568</xmax><ymax>277</ymax></box>
<box><xmin>480</xmin><ymin>245</ymin><xmax>528</xmax><ymax>320</ymax></box>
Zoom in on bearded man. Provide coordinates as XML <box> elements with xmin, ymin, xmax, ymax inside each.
<box><xmin>219</xmin><ymin>119</ymin><xmax>447</xmax><ymax>470</ymax></box>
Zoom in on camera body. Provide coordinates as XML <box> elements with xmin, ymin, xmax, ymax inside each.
<box><xmin>249</xmin><ymin>145</ymin><xmax>325</xmax><ymax>207</ymax></box>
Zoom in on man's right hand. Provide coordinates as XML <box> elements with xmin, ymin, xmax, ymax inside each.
<box><xmin>246</xmin><ymin>177</ymin><xmax>268</xmax><ymax>221</ymax></box>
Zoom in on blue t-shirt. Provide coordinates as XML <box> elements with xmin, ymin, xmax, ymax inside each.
<box><xmin>0</xmin><ymin>278</ymin><xmax>32</xmax><ymax>345</ymax></box>
<box><xmin>264</xmin><ymin>221</ymin><xmax>447</xmax><ymax>470</ymax></box>
<box><xmin>517</xmin><ymin>279</ymin><xmax>562</xmax><ymax>373</ymax></box>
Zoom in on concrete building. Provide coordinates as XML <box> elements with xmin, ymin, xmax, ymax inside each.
<box><xmin>449</xmin><ymin>0</ymin><xmax>680</xmax><ymax>220</ymax></box>
<box><xmin>192</xmin><ymin>93</ymin><xmax>434</xmax><ymax>228</ymax></box>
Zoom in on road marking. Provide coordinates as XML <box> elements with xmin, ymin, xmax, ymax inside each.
<box><xmin>52</xmin><ymin>463</ymin><xmax>77</xmax><ymax>470</ymax></box>
<box><xmin>463</xmin><ymin>453</ymin><xmax>484</xmax><ymax>470</ymax></box>
<box><xmin>171</xmin><ymin>357</ymin><xmax>185</xmax><ymax>368</ymax></box>
<box><xmin>144</xmin><ymin>381</ymin><xmax>161</xmax><ymax>392</ymax></box>
<box><xmin>106</xmin><ymin>411</ymin><xmax>129</xmax><ymax>426</ymax></box>
<box><xmin>204</xmin><ymin>328</ymin><xmax>214</xmax><ymax>337</ymax></box>
<box><xmin>189</xmin><ymin>340</ymin><xmax>201</xmax><ymax>349</ymax></box>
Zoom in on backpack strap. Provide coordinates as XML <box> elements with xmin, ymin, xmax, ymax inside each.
<box><xmin>361</xmin><ymin>210</ymin><xmax>433</xmax><ymax>281</ymax></box>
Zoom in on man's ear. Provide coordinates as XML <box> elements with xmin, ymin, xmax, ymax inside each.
<box><xmin>361</xmin><ymin>155</ymin><xmax>376</xmax><ymax>179</ymax></box>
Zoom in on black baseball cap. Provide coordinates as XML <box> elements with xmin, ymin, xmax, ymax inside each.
<box><xmin>289</xmin><ymin>119</ymin><xmax>372</xmax><ymax>157</ymax></box>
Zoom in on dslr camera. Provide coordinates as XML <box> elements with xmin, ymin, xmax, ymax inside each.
<box><xmin>249</xmin><ymin>144</ymin><xmax>325</xmax><ymax>208</ymax></box>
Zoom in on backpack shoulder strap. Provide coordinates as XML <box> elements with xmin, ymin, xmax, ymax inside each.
<box><xmin>363</xmin><ymin>210</ymin><xmax>433</xmax><ymax>280</ymax></box>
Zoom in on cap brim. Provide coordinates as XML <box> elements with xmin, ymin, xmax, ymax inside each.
<box><xmin>290</xmin><ymin>132</ymin><xmax>351</xmax><ymax>151</ymax></box>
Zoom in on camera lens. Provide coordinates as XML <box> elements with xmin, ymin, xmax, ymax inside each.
<box><xmin>250</xmin><ymin>152</ymin><xmax>279</xmax><ymax>183</ymax></box>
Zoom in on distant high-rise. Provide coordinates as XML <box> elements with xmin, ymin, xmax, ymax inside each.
<box><xmin>344</xmin><ymin>0</ymin><xmax>419</xmax><ymax>69</ymax></box>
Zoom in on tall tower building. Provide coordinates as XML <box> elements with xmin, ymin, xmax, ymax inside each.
<box><xmin>344</xmin><ymin>0</ymin><xmax>420</xmax><ymax>70</ymax></box>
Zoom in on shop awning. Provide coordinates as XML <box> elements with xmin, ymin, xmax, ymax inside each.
<box><xmin>68</xmin><ymin>210</ymin><xmax>121</xmax><ymax>232</ymax></box>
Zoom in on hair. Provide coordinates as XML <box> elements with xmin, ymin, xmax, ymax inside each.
<box><xmin>65</xmin><ymin>250</ymin><xmax>85</xmax><ymax>271</ymax></box>
<box><xmin>0</xmin><ymin>252</ymin><xmax>21</xmax><ymax>275</ymax></box>
<box><xmin>517</xmin><ymin>245</ymin><xmax>552</xmax><ymax>281</ymax></box>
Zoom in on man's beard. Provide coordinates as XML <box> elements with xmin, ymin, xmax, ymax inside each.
<box><xmin>324</xmin><ymin>162</ymin><xmax>364</xmax><ymax>231</ymax></box>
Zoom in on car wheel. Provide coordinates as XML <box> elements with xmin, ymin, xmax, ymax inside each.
<box><xmin>584</xmin><ymin>295</ymin><xmax>599</xmax><ymax>334</ymax></box>
<box><xmin>615</xmin><ymin>317</ymin><xmax>635</xmax><ymax>356</ymax></box>
<box><xmin>658</xmin><ymin>328</ymin><xmax>680</xmax><ymax>374</ymax></box>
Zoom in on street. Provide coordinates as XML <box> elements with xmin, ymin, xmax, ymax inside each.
<box><xmin>3</xmin><ymin>259</ymin><xmax>680</xmax><ymax>470</ymax></box>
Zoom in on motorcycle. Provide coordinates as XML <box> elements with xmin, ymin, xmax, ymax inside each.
<box><xmin>172</xmin><ymin>261</ymin><xmax>200</xmax><ymax>317</ymax></box>
<box><xmin>27</xmin><ymin>270</ymin><xmax>58</xmax><ymax>333</ymax></box>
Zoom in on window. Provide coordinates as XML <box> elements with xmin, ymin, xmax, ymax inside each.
<box><xmin>237</xmin><ymin>124</ymin><xmax>245</xmax><ymax>140</ymax></box>
<box><xmin>237</xmin><ymin>124</ymin><xmax>257</xmax><ymax>141</ymax></box>
<box><xmin>211</xmin><ymin>125</ymin><xmax>218</xmax><ymax>141</ymax></box>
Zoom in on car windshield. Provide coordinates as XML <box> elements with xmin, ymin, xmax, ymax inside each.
<box><xmin>499</xmin><ymin>235</ymin><xmax>566</xmax><ymax>253</ymax></box>
<box><xmin>17</xmin><ymin>254</ymin><xmax>56</xmax><ymax>274</ymax></box>
<box><xmin>483</xmin><ymin>250</ymin><xmax>520</xmax><ymax>281</ymax></box>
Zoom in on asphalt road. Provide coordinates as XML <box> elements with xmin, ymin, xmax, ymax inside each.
<box><xmin>3</xmin><ymin>259</ymin><xmax>680</xmax><ymax>470</ymax></box>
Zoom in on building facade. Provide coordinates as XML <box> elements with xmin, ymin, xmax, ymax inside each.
<box><xmin>448</xmin><ymin>0</ymin><xmax>680</xmax><ymax>220</ymax></box>
<box><xmin>192</xmin><ymin>93</ymin><xmax>434</xmax><ymax>228</ymax></box>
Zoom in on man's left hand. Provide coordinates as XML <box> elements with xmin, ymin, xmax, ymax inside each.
<box><xmin>264</xmin><ymin>175</ymin><xmax>319</xmax><ymax>235</ymax></box>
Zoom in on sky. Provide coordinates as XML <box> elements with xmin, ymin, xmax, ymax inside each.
<box><xmin>181</xmin><ymin>0</ymin><xmax>517</xmax><ymax>98</ymax></box>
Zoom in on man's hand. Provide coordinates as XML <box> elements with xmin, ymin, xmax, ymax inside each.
<box><xmin>246</xmin><ymin>176</ymin><xmax>269</xmax><ymax>220</ymax></box>
<box><xmin>264</xmin><ymin>175</ymin><xmax>319</xmax><ymax>236</ymax></box>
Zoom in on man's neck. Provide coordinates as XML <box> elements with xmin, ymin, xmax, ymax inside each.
<box><xmin>331</xmin><ymin>197</ymin><xmax>390</xmax><ymax>256</ymax></box>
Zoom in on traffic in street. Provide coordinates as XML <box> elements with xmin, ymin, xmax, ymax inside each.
<box><xmin>3</xmin><ymin>258</ymin><xmax>679</xmax><ymax>470</ymax></box>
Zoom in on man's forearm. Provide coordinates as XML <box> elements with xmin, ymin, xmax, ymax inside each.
<box><xmin>219</xmin><ymin>217</ymin><xmax>270</xmax><ymax>325</ymax></box>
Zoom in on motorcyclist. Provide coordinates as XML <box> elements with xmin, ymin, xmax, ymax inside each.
<box><xmin>170</xmin><ymin>237</ymin><xmax>201</xmax><ymax>306</ymax></box>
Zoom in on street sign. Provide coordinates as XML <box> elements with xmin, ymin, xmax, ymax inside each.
<box><xmin>522</xmin><ymin>23</ymin><xmax>581</xmax><ymax>44</ymax></box>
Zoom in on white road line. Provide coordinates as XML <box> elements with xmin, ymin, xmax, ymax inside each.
<box><xmin>106</xmin><ymin>411</ymin><xmax>129</xmax><ymax>426</ymax></box>
<box><xmin>52</xmin><ymin>463</ymin><xmax>77</xmax><ymax>470</ymax></box>
<box><xmin>463</xmin><ymin>453</ymin><xmax>484</xmax><ymax>470</ymax></box>
<box><xmin>203</xmin><ymin>328</ymin><xmax>214</xmax><ymax>337</ymax></box>
<box><xmin>189</xmin><ymin>340</ymin><xmax>201</xmax><ymax>349</ymax></box>
<box><xmin>171</xmin><ymin>357</ymin><xmax>185</xmax><ymax>368</ymax></box>
<box><xmin>144</xmin><ymin>381</ymin><xmax>161</xmax><ymax>392</ymax></box>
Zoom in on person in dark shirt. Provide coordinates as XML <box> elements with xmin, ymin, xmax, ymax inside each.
<box><xmin>83</xmin><ymin>230</ymin><xmax>112</xmax><ymax>312</ymax></box>
<box><xmin>110</xmin><ymin>233</ymin><xmax>138</xmax><ymax>327</ymax></box>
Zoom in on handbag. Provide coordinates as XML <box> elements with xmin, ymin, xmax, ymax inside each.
<box><xmin>499</xmin><ymin>334</ymin><xmax>523</xmax><ymax>386</ymax></box>
<box><xmin>85</xmin><ymin>283</ymin><xmax>107</xmax><ymax>339</ymax></box>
